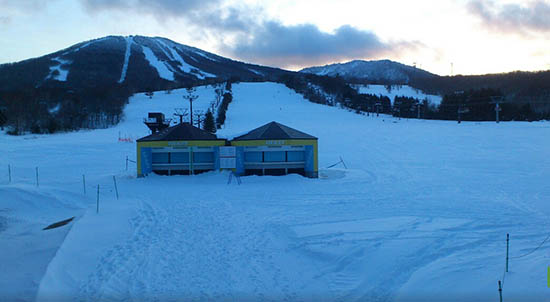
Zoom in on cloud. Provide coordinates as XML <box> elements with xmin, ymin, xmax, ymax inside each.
<box><xmin>0</xmin><ymin>0</ymin><xmax>52</xmax><ymax>11</ymax></box>
<box><xmin>227</xmin><ymin>22</ymin><xmax>417</xmax><ymax>69</ymax></box>
<box><xmin>79</xmin><ymin>0</ymin><xmax>256</xmax><ymax>33</ymax></box>
<box><xmin>0</xmin><ymin>16</ymin><xmax>11</xmax><ymax>25</ymax></box>
<box><xmin>80</xmin><ymin>0</ymin><xmax>223</xmax><ymax>19</ymax></box>
<box><xmin>467</xmin><ymin>0</ymin><xmax>550</xmax><ymax>33</ymax></box>
<box><xmin>78</xmin><ymin>0</ymin><xmax>418</xmax><ymax>68</ymax></box>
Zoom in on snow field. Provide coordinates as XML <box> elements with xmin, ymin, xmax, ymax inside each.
<box><xmin>1</xmin><ymin>82</ymin><xmax>550</xmax><ymax>301</ymax></box>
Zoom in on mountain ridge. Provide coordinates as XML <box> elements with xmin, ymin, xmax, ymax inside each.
<box><xmin>0</xmin><ymin>35</ymin><xmax>290</xmax><ymax>92</ymax></box>
<box><xmin>300</xmin><ymin>59</ymin><xmax>438</xmax><ymax>84</ymax></box>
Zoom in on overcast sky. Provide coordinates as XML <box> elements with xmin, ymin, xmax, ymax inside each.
<box><xmin>1</xmin><ymin>0</ymin><xmax>549</xmax><ymax>75</ymax></box>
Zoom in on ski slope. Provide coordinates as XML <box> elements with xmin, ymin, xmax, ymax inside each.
<box><xmin>1</xmin><ymin>82</ymin><xmax>550</xmax><ymax>302</ymax></box>
<box><xmin>356</xmin><ymin>84</ymin><xmax>442</xmax><ymax>105</ymax></box>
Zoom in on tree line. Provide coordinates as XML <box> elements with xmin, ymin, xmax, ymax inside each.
<box><xmin>0</xmin><ymin>84</ymin><xmax>132</xmax><ymax>135</ymax></box>
<box><xmin>278</xmin><ymin>73</ymin><xmax>550</xmax><ymax>122</ymax></box>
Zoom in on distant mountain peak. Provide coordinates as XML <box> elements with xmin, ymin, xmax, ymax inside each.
<box><xmin>300</xmin><ymin>59</ymin><xmax>436</xmax><ymax>84</ymax></box>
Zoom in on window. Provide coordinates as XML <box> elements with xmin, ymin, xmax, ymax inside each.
<box><xmin>152</xmin><ymin>152</ymin><xmax>169</xmax><ymax>164</ymax></box>
<box><xmin>286</xmin><ymin>151</ymin><xmax>305</xmax><ymax>162</ymax></box>
<box><xmin>264</xmin><ymin>151</ymin><xmax>285</xmax><ymax>162</ymax></box>
<box><xmin>193</xmin><ymin>152</ymin><xmax>214</xmax><ymax>163</ymax></box>
<box><xmin>170</xmin><ymin>152</ymin><xmax>189</xmax><ymax>163</ymax></box>
<box><xmin>244</xmin><ymin>152</ymin><xmax>262</xmax><ymax>162</ymax></box>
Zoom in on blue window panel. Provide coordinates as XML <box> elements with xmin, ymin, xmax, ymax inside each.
<box><xmin>140</xmin><ymin>148</ymin><xmax>152</xmax><ymax>175</ymax></box>
<box><xmin>244</xmin><ymin>152</ymin><xmax>262</xmax><ymax>162</ymax></box>
<box><xmin>171</xmin><ymin>152</ymin><xmax>189</xmax><ymax>163</ymax></box>
<box><xmin>236</xmin><ymin>147</ymin><xmax>245</xmax><ymax>175</ymax></box>
<box><xmin>305</xmin><ymin>145</ymin><xmax>314</xmax><ymax>172</ymax></box>
<box><xmin>264</xmin><ymin>151</ymin><xmax>285</xmax><ymax>162</ymax></box>
<box><xmin>152</xmin><ymin>152</ymin><xmax>169</xmax><ymax>164</ymax></box>
<box><xmin>193</xmin><ymin>152</ymin><xmax>214</xmax><ymax>163</ymax></box>
<box><xmin>287</xmin><ymin>151</ymin><xmax>305</xmax><ymax>162</ymax></box>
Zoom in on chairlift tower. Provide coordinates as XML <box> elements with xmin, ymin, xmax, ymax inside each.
<box><xmin>173</xmin><ymin>108</ymin><xmax>188</xmax><ymax>124</ymax></box>
<box><xmin>183</xmin><ymin>88</ymin><xmax>199</xmax><ymax>127</ymax></box>
<box><xmin>490</xmin><ymin>96</ymin><xmax>504</xmax><ymax>123</ymax></box>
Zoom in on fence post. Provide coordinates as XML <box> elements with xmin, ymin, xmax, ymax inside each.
<box><xmin>498</xmin><ymin>280</ymin><xmax>503</xmax><ymax>302</ymax></box>
<box><xmin>82</xmin><ymin>175</ymin><xmax>86</xmax><ymax>195</ymax></box>
<box><xmin>113</xmin><ymin>176</ymin><xmax>119</xmax><ymax>200</ymax></box>
<box><xmin>126</xmin><ymin>156</ymin><xmax>128</xmax><ymax>171</ymax></box>
<box><xmin>35</xmin><ymin>167</ymin><xmax>39</xmax><ymax>187</ymax></box>
<box><xmin>8</xmin><ymin>164</ymin><xmax>11</xmax><ymax>183</ymax></box>
<box><xmin>340</xmin><ymin>156</ymin><xmax>348</xmax><ymax>169</ymax></box>
<box><xmin>506</xmin><ymin>233</ymin><xmax>509</xmax><ymax>272</ymax></box>
<box><xmin>96</xmin><ymin>185</ymin><xmax>100</xmax><ymax>213</ymax></box>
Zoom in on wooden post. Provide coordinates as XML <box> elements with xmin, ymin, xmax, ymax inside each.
<box><xmin>190</xmin><ymin>147</ymin><xmax>194</xmax><ymax>175</ymax></box>
<box><xmin>340</xmin><ymin>156</ymin><xmax>348</xmax><ymax>169</ymax></box>
<box><xmin>8</xmin><ymin>164</ymin><xmax>11</xmax><ymax>183</ymax></box>
<box><xmin>506</xmin><ymin>233</ymin><xmax>509</xmax><ymax>272</ymax></box>
<box><xmin>96</xmin><ymin>185</ymin><xmax>100</xmax><ymax>213</ymax></box>
<box><xmin>498</xmin><ymin>280</ymin><xmax>503</xmax><ymax>302</ymax></box>
<box><xmin>35</xmin><ymin>167</ymin><xmax>39</xmax><ymax>187</ymax></box>
<box><xmin>83</xmin><ymin>175</ymin><xmax>86</xmax><ymax>195</ymax></box>
<box><xmin>113</xmin><ymin>176</ymin><xmax>119</xmax><ymax>200</ymax></box>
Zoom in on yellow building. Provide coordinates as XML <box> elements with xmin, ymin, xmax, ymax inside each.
<box><xmin>231</xmin><ymin>121</ymin><xmax>318</xmax><ymax>178</ymax></box>
<box><xmin>137</xmin><ymin>123</ymin><xmax>226</xmax><ymax>177</ymax></box>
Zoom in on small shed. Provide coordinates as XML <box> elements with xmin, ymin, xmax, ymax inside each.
<box><xmin>231</xmin><ymin>121</ymin><xmax>318</xmax><ymax>178</ymax></box>
<box><xmin>137</xmin><ymin>123</ymin><xmax>226</xmax><ymax>176</ymax></box>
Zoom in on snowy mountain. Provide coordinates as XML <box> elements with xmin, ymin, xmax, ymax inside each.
<box><xmin>0</xmin><ymin>35</ymin><xmax>289</xmax><ymax>91</ymax></box>
<box><xmin>300</xmin><ymin>59</ymin><xmax>437</xmax><ymax>84</ymax></box>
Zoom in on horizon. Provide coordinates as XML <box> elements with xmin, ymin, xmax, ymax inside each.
<box><xmin>1</xmin><ymin>0</ymin><xmax>550</xmax><ymax>76</ymax></box>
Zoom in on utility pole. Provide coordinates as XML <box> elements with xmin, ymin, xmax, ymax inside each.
<box><xmin>491</xmin><ymin>96</ymin><xmax>504</xmax><ymax>124</ymax></box>
<box><xmin>183</xmin><ymin>88</ymin><xmax>199</xmax><ymax>127</ymax></box>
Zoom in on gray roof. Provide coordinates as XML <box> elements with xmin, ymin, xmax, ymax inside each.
<box><xmin>137</xmin><ymin>123</ymin><xmax>224</xmax><ymax>142</ymax></box>
<box><xmin>233</xmin><ymin>121</ymin><xmax>317</xmax><ymax>141</ymax></box>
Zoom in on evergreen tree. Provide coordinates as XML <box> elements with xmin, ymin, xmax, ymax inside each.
<box><xmin>203</xmin><ymin>109</ymin><xmax>216</xmax><ymax>133</ymax></box>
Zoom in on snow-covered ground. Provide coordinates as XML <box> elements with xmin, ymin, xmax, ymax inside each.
<box><xmin>356</xmin><ymin>84</ymin><xmax>443</xmax><ymax>105</ymax></box>
<box><xmin>1</xmin><ymin>82</ymin><xmax>550</xmax><ymax>302</ymax></box>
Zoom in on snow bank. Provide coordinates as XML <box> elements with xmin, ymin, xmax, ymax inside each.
<box><xmin>0</xmin><ymin>185</ymin><xmax>87</xmax><ymax>302</ymax></box>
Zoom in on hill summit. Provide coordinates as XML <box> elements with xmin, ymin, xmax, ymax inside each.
<box><xmin>300</xmin><ymin>59</ymin><xmax>437</xmax><ymax>84</ymax></box>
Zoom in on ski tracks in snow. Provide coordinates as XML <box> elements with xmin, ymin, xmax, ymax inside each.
<box><xmin>76</xmin><ymin>192</ymin><xmax>305</xmax><ymax>301</ymax></box>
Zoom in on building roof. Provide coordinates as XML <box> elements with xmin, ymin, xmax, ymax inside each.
<box><xmin>137</xmin><ymin>122</ymin><xmax>224</xmax><ymax>142</ymax></box>
<box><xmin>233</xmin><ymin>121</ymin><xmax>317</xmax><ymax>141</ymax></box>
